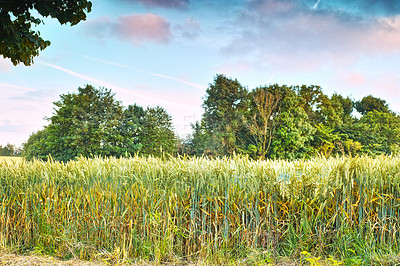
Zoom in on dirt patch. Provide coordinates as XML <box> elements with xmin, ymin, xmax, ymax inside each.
<box><xmin>0</xmin><ymin>252</ymin><xmax>102</xmax><ymax>266</ymax></box>
<box><xmin>0</xmin><ymin>251</ymin><xmax>299</xmax><ymax>265</ymax></box>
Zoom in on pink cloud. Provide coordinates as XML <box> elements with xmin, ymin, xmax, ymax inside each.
<box><xmin>84</xmin><ymin>14</ymin><xmax>171</xmax><ymax>45</ymax></box>
<box><xmin>343</xmin><ymin>73</ymin><xmax>367</xmax><ymax>87</ymax></box>
<box><xmin>113</xmin><ymin>14</ymin><xmax>171</xmax><ymax>45</ymax></box>
<box><xmin>223</xmin><ymin>1</ymin><xmax>400</xmax><ymax>72</ymax></box>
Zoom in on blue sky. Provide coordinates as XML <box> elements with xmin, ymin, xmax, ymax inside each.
<box><xmin>1</xmin><ymin>0</ymin><xmax>400</xmax><ymax>146</ymax></box>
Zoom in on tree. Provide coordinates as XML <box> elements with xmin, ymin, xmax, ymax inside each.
<box><xmin>0</xmin><ymin>0</ymin><xmax>92</xmax><ymax>65</ymax></box>
<box><xmin>119</xmin><ymin>104</ymin><xmax>145</xmax><ymax>155</ymax></box>
<box><xmin>202</xmin><ymin>74</ymin><xmax>248</xmax><ymax>156</ymax></box>
<box><xmin>139</xmin><ymin>106</ymin><xmax>176</xmax><ymax>157</ymax></box>
<box><xmin>22</xmin><ymin>128</ymin><xmax>52</xmax><ymax>160</ymax></box>
<box><xmin>267</xmin><ymin>85</ymin><xmax>315</xmax><ymax>159</ymax></box>
<box><xmin>23</xmin><ymin>85</ymin><xmax>125</xmax><ymax>161</ymax></box>
<box><xmin>23</xmin><ymin>85</ymin><xmax>180</xmax><ymax>161</ymax></box>
<box><xmin>0</xmin><ymin>143</ymin><xmax>21</xmax><ymax>156</ymax></box>
<box><xmin>355</xmin><ymin>95</ymin><xmax>390</xmax><ymax>115</ymax></box>
<box><xmin>358</xmin><ymin>111</ymin><xmax>400</xmax><ymax>154</ymax></box>
<box><xmin>330</xmin><ymin>93</ymin><xmax>354</xmax><ymax>123</ymax></box>
<box><xmin>244</xmin><ymin>87</ymin><xmax>281</xmax><ymax>159</ymax></box>
<box><xmin>187</xmin><ymin>121</ymin><xmax>208</xmax><ymax>156</ymax></box>
<box><xmin>312</xmin><ymin>124</ymin><xmax>341</xmax><ymax>157</ymax></box>
<box><xmin>297</xmin><ymin>85</ymin><xmax>342</xmax><ymax>127</ymax></box>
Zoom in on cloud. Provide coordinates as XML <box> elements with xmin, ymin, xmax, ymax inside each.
<box><xmin>313</xmin><ymin>0</ymin><xmax>400</xmax><ymax>17</ymax></box>
<box><xmin>84</xmin><ymin>14</ymin><xmax>172</xmax><ymax>45</ymax></box>
<box><xmin>0</xmin><ymin>57</ymin><xmax>12</xmax><ymax>72</ymax></box>
<box><xmin>221</xmin><ymin>0</ymin><xmax>400</xmax><ymax>72</ymax></box>
<box><xmin>121</xmin><ymin>0</ymin><xmax>189</xmax><ymax>9</ymax></box>
<box><xmin>175</xmin><ymin>18</ymin><xmax>202</xmax><ymax>39</ymax></box>
<box><xmin>344</xmin><ymin>73</ymin><xmax>366</xmax><ymax>87</ymax></box>
<box><xmin>113</xmin><ymin>14</ymin><xmax>171</xmax><ymax>44</ymax></box>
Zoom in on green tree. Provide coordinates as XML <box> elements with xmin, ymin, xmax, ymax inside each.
<box><xmin>312</xmin><ymin>124</ymin><xmax>341</xmax><ymax>157</ymax></box>
<box><xmin>187</xmin><ymin>121</ymin><xmax>208</xmax><ymax>156</ymax></box>
<box><xmin>296</xmin><ymin>86</ymin><xmax>349</xmax><ymax>156</ymax></box>
<box><xmin>297</xmin><ymin>85</ymin><xmax>342</xmax><ymax>127</ymax></box>
<box><xmin>358</xmin><ymin>111</ymin><xmax>400</xmax><ymax>154</ymax></box>
<box><xmin>0</xmin><ymin>143</ymin><xmax>20</xmax><ymax>156</ymax></box>
<box><xmin>24</xmin><ymin>85</ymin><xmax>125</xmax><ymax>161</ymax></box>
<box><xmin>244</xmin><ymin>87</ymin><xmax>281</xmax><ymax>159</ymax></box>
<box><xmin>355</xmin><ymin>95</ymin><xmax>390</xmax><ymax>115</ymax></box>
<box><xmin>22</xmin><ymin>128</ymin><xmax>52</xmax><ymax>160</ymax></box>
<box><xmin>0</xmin><ymin>0</ymin><xmax>92</xmax><ymax>65</ymax></box>
<box><xmin>267</xmin><ymin>85</ymin><xmax>315</xmax><ymax>159</ymax></box>
<box><xmin>119</xmin><ymin>104</ymin><xmax>145</xmax><ymax>155</ymax></box>
<box><xmin>139</xmin><ymin>106</ymin><xmax>176</xmax><ymax>157</ymax></box>
<box><xmin>202</xmin><ymin>74</ymin><xmax>248</xmax><ymax>156</ymax></box>
<box><xmin>331</xmin><ymin>93</ymin><xmax>354</xmax><ymax>123</ymax></box>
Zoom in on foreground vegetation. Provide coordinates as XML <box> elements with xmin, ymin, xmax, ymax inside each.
<box><xmin>0</xmin><ymin>156</ymin><xmax>23</xmax><ymax>163</ymax></box>
<box><xmin>1</xmin><ymin>155</ymin><xmax>400</xmax><ymax>265</ymax></box>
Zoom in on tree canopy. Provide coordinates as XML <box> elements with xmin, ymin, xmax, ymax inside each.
<box><xmin>184</xmin><ymin>74</ymin><xmax>400</xmax><ymax>159</ymax></box>
<box><xmin>21</xmin><ymin>77</ymin><xmax>400</xmax><ymax>161</ymax></box>
<box><xmin>23</xmin><ymin>85</ymin><xmax>176</xmax><ymax>161</ymax></box>
<box><xmin>0</xmin><ymin>143</ymin><xmax>21</xmax><ymax>156</ymax></box>
<box><xmin>201</xmin><ymin>74</ymin><xmax>248</xmax><ymax>156</ymax></box>
<box><xmin>0</xmin><ymin>0</ymin><xmax>92</xmax><ymax>65</ymax></box>
<box><xmin>355</xmin><ymin>95</ymin><xmax>390</xmax><ymax>115</ymax></box>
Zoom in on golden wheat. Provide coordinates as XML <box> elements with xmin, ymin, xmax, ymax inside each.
<box><xmin>0</xmin><ymin>155</ymin><xmax>399</xmax><ymax>264</ymax></box>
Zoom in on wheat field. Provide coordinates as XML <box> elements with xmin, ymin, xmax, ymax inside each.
<box><xmin>1</xmin><ymin>155</ymin><xmax>399</xmax><ymax>264</ymax></box>
<box><xmin>0</xmin><ymin>156</ymin><xmax>23</xmax><ymax>163</ymax></box>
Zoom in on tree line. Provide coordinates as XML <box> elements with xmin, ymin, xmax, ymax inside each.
<box><xmin>183</xmin><ymin>74</ymin><xmax>399</xmax><ymax>159</ymax></box>
<box><xmin>21</xmin><ymin>75</ymin><xmax>400</xmax><ymax>161</ymax></box>
<box><xmin>23</xmin><ymin>85</ymin><xmax>176</xmax><ymax>161</ymax></box>
<box><xmin>0</xmin><ymin>143</ymin><xmax>21</xmax><ymax>156</ymax></box>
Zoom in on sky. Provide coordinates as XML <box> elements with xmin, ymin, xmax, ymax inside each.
<box><xmin>1</xmin><ymin>0</ymin><xmax>400</xmax><ymax>147</ymax></box>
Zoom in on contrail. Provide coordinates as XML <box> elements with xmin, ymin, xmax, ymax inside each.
<box><xmin>313</xmin><ymin>0</ymin><xmax>321</xmax><ymax>9</ymax></box>
<box><xmin>149</xmin><ymin>73</ymin><xmax>206</xmax><ymax>89</ymax></box>
<box><xmin>37</xmin><ymin>61</ymin><xmax>197</xmax><ymax>109</ymax></box>
<box><xmin>74</xmin><ymin>54</ymin><xmax>207</xmax><ymax>90</ymax></box>
<box><xmin>37</xmin><ymin>61</ymin><xmax>126</xmax><ymax>91</ymax></box>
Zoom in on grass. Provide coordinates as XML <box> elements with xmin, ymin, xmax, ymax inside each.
<box><xmin>1</xmin><ymin>155</ymin><xmax>400</xmax><ymax>265</ymax></box>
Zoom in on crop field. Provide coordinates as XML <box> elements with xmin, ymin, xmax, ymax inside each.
<box><xmin>0</xmin><ymin>156</ymin><xmax>23</xmax><ymax>163</ymax></box>
<box><xmin>1</xmin><ymin>155</ymin><xmax>400</xmax><ymax>265</ymax></box>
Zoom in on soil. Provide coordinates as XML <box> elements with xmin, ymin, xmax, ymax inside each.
<box><xmin>0</xmin><ymin>251</ymin><xmax>299</xmax><ymax>265</ymax></box>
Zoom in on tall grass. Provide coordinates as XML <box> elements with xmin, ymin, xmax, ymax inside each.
<box><xmin>1</xmin><ymin>155</ymin><xmax>400</xmax><ymax>264</ymax></box>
